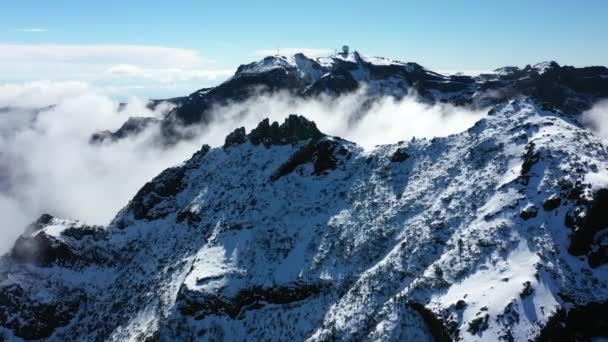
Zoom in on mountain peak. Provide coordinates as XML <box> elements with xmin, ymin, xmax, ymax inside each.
<box><xmin>224</xmin><ymin>114</ymin><xmax>324</xmax><ymax>148</ymax></box>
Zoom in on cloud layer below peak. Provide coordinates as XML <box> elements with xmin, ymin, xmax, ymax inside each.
<box><xmin>0</xmin><ymin>44</ymin><xmax>233</xmax><ymax>98</ymax></box>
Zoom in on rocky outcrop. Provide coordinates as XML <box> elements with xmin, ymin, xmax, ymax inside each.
<box><xmin>178</xmin><ymin>282</ymin><xmax>329</xmax><ymax>319</ymax></box>
<box><xmin>537</xmin><ymin>300</ymin><xmax>608</xmax><ymax>341</ymax></box>
<box><xmin>271</xmin><ymin>138</ymin><xmax>350</xmax><ymax>180</ymax></box>
<box><xmin>249</xmin><ymin>115</ymin><xmax>323</xmax><ymax>146</ymax></box>
<box><xmin>0</xmin><ymin>285</ymin><xmax>83</xmax><ymax>340</ymax></box>
<box><xmin>90</xmin><ymin>116</ymin><xmax>160</xmax><ymax>143</ymax></box>
<box><xmin>567</xmin><ymin>188</ymin><xmax>608</xmax><ymax>267</ymax></box>
<box><xmin>223</xmin><ymin>127</ymin><xmax>246</xmax><ymax>147</ymax></box>
<box><xmin>223</xmin><ymin>115</ymin><xmax>325</xmax><ymax>149</ymax></box>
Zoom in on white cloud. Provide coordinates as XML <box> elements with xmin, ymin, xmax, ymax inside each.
<box><xmin>199</xmin><ymin>88</ymin><xmax>487</xmax><ymax>149</ymax></box>
<box><xmin>0</xmin><ymin>44</ymin><xmax>233</xmax><ymax>97</ymax></box>
<box><xmin>254</xmin><ymin>48</ymin><xmax>333</xmax><ymax>58</ymax></box>
<box><xmin>0</xmin><ymin>80</ymin><xmax>93</xmax><ymax>108</ymax></box>
<box><xmin>15</xmin><ymin>28</ymin><xmax>48</xmax><ymax>32</ymax></box>
<box><xmin>582</xmin><ymin>100</ymin><xmax>608</xmax><ymax>140</ymax></box>
<box><xmin>0</xmin><ymin>81</ymin><xmax>204</xmax><ymax>253</ymax></box>
<box><xmin>0</xmin><ymin>43</ymin><xmax>207</xmax><ymax>68</ymax></box>
<box><xmin>0</xmin><ymin>81</ymin><xmax>487</xmax><ymax>255</ymax></box>
<box><xmin>104</xmin><ymin>64</ymin><xmax>233</xmax><ymax>83</ymax></box>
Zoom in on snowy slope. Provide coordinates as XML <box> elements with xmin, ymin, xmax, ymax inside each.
<box><xmin>2</xmin><ymin>99</ymin><xmax>608</xmax><ymax>341</ymax></box>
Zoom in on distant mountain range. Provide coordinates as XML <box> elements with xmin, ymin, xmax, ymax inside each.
<box><xmin>91</xmin><ymin>52</ymin><xmax>608</xmax><ymax>144</ymax></box>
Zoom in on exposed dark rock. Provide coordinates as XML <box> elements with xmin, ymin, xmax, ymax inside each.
<box><xmin>455</xmin><ymin>300</ymin><xmax>467</xmax><ymax>310</ymax></box>
<box><xmin>496</xmin><ymin>301</ymin><xmax>520</xmax><ymax>329</ymax></box>
<box><xmin>302</xmin><ymin>68</ymin><xmax>359</xmax><ymax>97</ymax></box>
<box><xmin>468</xmin><ymin>314</ymin><xmax>490</xmax><ymax>335</ymax></box>
<box><xmin>146</xmin><ymin>97</ymin><xmax>187</xmax><ymax>111</ymax></box>
<box><xmin>536</xmin><ymin>301</ymin><xmax>608</xmax><ymax>342</ymax></box>
<box><xmin>249</xmin><ymin>115</ymin><xmax>323</xmax><ymax>146</ymax></box>
<box><xmin>176</xmin><ymin>209</ymin><xmax>201</xmax><ymax>226</ymax></box>
<box><xmin>390</xmin><ymin>147</ymin><xmax>410</xmax><ymax>162</ymax></box>
<box><xmin>90</xmin><ymin>117</ymin><xmax>160</xmax><ymax>144</ymax></box>
<box><xmin>520</xmin><ymin>205</ymin><xmax>538</xmax><ymax>220</ymax></box>
<box><xmin>179</xmin><ymin>282</ymin><xmax>328</xmax><ymax>319</ymax></box>
<box><xmin>567</xmin><ymin>188</ymin><xmax>608</xmax><ymax>267</ymax></box>
<box><xmin>408</xmin><ymin>301</ymin><xmax>456</xmax><ymax>342</ymax></box>
<box><xmin>24</xmin><ymin>213</ymin><xmax>55</xmax><ymax>234</ymax></box>
<box><xmin>128</xmin><ymin>166</ymin><xmax>186</xmax><ymax>221</ymax></box>
<box><xmin>520</xmin><ymin>281</ymin><xmax>534</xmax><ymax>299</ymax></box>
<box><xmin>10</xmin><ymin>233</ymin><xmax>75</xmax><ymax>266</ymax></box>
<box><xmin>519</xmin><ymin>141</ymin><xmax>540</xmax><ymax>185</ymax></box>
<box><xmin>542</xmin><ymin>195</ymin><xmax>562</xmax><ymax>211</ymax></box>
<box><xmin>10</xmin><ymin>228</ymin><xmax>113</xmax><ymax>268</ymax></box>
<box><xmin>223</xmin><ymin>127</ymin><xmax>246</xmax><ymax>147</ymax></box>
<box><xmin>61</xmin><ymin>225</ymin><xmax>107</xmax><ymax>241</ymax></box>
<box><xmin>0</xmin><ymin>284</ymin><xmax>83</xmax><ymax>340</ymax></box>
<box><xmin>271</xmin><ymin>139</ymin><xmax>348</xmax><ymax>181</ymax></box>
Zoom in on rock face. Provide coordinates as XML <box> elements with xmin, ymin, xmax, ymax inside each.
<box><xmin>90</xmin><ymin>116</ymin><xmax>161</xmax><ymax>143</ymax></box>
<box><xmin>96</xmin><ymin>53</ymin><xmax>608</xmax><ymax>143</ymax></box>
<box><xmin>3</xmin><ymin>99</ymin><xmax>608</xmax><ymax>341</ymax></box>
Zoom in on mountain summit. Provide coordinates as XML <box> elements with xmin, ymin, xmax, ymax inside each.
<box><xmin>2</xmin><ymin>95</ymin><xmax>608</xmax><ymax>340</ymax></box>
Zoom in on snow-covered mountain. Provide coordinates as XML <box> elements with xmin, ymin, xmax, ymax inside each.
<box><xmin>92</xmin><ymin>52</ymin><xmax>608</xmax><ymax>143</ymax></box>
<box><xmin>2</xmin><ymin>94</ymin><xmax>608</xmax><ymax>340</ymax></box>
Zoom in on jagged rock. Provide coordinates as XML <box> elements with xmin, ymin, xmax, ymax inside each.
<box><xmin>409</xmin><ymin>301</ymin><xmax>456</xmax><ymax>342</ymax></box>
<box><xmin>390</xmin><ymin>147</ymin><xmax>410</xmax><ymax>162</ymax></box>
<box><xmin>520</xmin><ymin>141</ymin><xmax>540</xmax><ymax>185</ymax></box>
<box><xmin>567</xmin><ymin>188</ymin><xmax>608</xmax><ymax>267</ymax></box>
<box><xmin>542</xmin><ymin>195</ymin><xmax>562</xmax><ymax>211</ymax></box>
<box><xmin>23</xmin><ymin>213</ymin><xmax>55</xmax><ymax>234</ymax></box>
<box><xmin>271</xmin><ymin>138</ymin><xmax>349</xmax><ymax>180</ymax></box>
<box><xmin>178</xmin><ymin>282</ymin><xmax>328</xmax><ymax>319</ymax></box>
<box><xmin>128</xmin><ymin>166</ymin><xmax>187</xmax><ymax>221</ymax></box>
<box><xmin>249</xmin><ymin>114</ymin><xmax>323</xmax><ymax>146</ymax></box>
<box><xmin>520</xmin><ymin>281</ymin><xmax>534</xmax><ymax>299</ymax></box>
<box><xmin>223</xmin><ymin>127</ymin><xmax>246</xmax><ymax>147</ymax></box>
<box><xmin>455</xmin><ymin>300</ymin><xmax>467</xmax><ymax>310</ymax></box>
<box><xmin>0</xmin><ymin>285</ymin><xmax>83</xmax><ymax>340</ymax></box>
<box><xmin>90</xmin><ymin>116</ymin><xmax>160</xmax><ymax>144</ymax></box>
<box><xmin>11</xmin><ymin>232</ymin><xmax>75</xmax><ymax>266</ymax></box>
<box><xmin>520</xmin><ymin>204</ymin><xmax>538</xmax><ymax>220</ymax></box>
<box><xmin>468</xmin><ymin>314</ymin><xmax>489</xmax><ymax>334</ymax></box>
<box><xmin>537</xmin><ymin>301</ymin><xmax>608</xmax><ymax>341</ymax></box>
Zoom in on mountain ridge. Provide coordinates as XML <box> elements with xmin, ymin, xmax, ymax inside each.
<box><xmin>91</xmin><ymin>52</ymin><xmax>608</xmax><ymax>144</ymax></box>
<box><xmin>3</xmin><ymin>96</ymin><xmax>608</xmax><ymax>340</ymax></box>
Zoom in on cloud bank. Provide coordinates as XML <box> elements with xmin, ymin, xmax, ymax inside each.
<box><xmin>0</xmin><ymin>82</ymin><xmax>204</xmax><ymax>253</ymax></box>
<box><xmin>0</xmin><ymin>44</ymin><xmax>207</xmax><ymax>67</ymax></box>
<box><xmin>582</xmin><ymin>100</ymin><xmax>608</xmax><ymax>141</ymax></box>
<box><xmin>0</xmin><ymin>44</ymin><xmax>233</xmax><ymax>98</ymax></box>
<box><xmin>0</xmin><ymin>82</ymin><xmax>487</xmax><ymax>254</ymax></box>
<box><xmin>199</xmin><ymin>89</ymin><xmax>487</xmax><ymax>149</ymax></box>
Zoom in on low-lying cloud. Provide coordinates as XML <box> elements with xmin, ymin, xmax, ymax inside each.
<box><xmin>0</xmin><ymin>81</ymin><xmax>487</xmax><ymax>254</ymax></box>
<box><xmin>582</xmin><ymin>100</ymin><xmax>608</xmax><ymax>141</ymax></box>
<box><xmin>0</xmin><ymin>44</ymin><xmax>233</xmax><ymax>99</ymax></box>
<box><xmin>0</xmin><ymin>82</ymin><xmax>204</xmax><ymax>254</ymax></box>
<box><xmin>199</xmin><ymin>89</ymin><xmax>488</xmax><ymax>149</ymax></box>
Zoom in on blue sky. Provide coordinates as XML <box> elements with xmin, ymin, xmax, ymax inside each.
<box><xmin>1</xmin><ymin>0</ymin><xmax>607</xmax><ymax>98</ymax></box>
